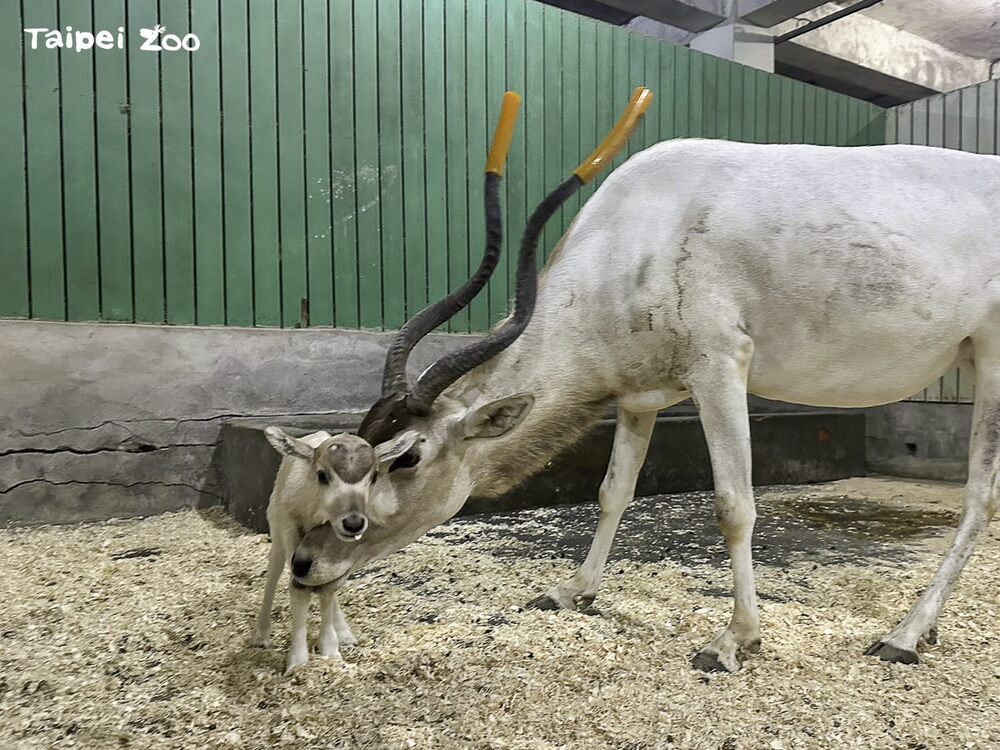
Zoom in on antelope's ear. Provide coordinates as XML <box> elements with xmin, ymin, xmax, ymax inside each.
<box><xmin>264</xmin><ymin>427</ymin><xmax>314</xmax><ymax>460</ymax></box>
<box><xmin>375</xmin><ymin>430</ymin><xmax>421</xmax><ymax>470</ymax></box>
<box><xmin>463</xmin><ymin>394</ymin><xmax>534</xmax><ymax>439</ymax></box>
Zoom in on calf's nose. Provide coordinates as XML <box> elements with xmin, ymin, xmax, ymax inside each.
<box><xmin>340</xmin><ymin>513</ymin><xmax>367</xmax><ymax>537</ymax></box>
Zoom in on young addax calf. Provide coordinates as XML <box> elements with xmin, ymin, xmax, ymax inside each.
<box><xmin>250</xmin><ymin>427</ymin><xmax>376</xmax><ymax>674</ymax></box>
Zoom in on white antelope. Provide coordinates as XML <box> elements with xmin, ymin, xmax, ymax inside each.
<box><xmin>292</xmin><ymin>88</ymin><xmax>1000</xmax><ymax>672</ymax></box>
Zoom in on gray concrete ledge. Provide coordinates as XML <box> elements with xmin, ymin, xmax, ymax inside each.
<box><xmin>1</xmin><ymin>320</ymin><xmax>474</xmax><ymax>526</ymax></box>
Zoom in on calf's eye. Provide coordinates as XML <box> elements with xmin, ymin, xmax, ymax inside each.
<box><xmin>317</xmin><ymin>470</ymin><xmax>329</xmax><ymax>485</ymax></box>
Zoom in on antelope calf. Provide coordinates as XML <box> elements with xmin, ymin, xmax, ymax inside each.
<box><xmin>250</xmin><ymin>428</ymin><xmax>376</xmax><ymax>674</ymax></box>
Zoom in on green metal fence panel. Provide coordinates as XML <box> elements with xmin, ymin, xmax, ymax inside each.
<box><xmin>466</xmin><ymin>0</ymin><xmax>489</xmax><ymax>332</ymax></box>
<box><xmin>23</xmin><ymin>0</ymin><xmax>66</xmax><ymax>321</ymax></box>
<box><xmin>276</xmin><ymin>0</ymin><xmax>308</xmax><ymax>329</ymax></box>
<box><xmin>4</xmin><ymin>0</ymin><xmax>886</xmax><ymax>332</ymax></box>
<box><xmin>303</xmin><ymin>0</ymin><xmax>333</xmax><ymax>327</ymax></box>
<box><xmin>60</xmin><ymin>0</ymin><xmax>101</xmax><ymax>322</ymax></box>
<box><xmin>219</xmin><ymin>0</ymin><xmax>254</xmax><ymax>327</ymax></box>
<box><xmin>888</xmin><ymin>79</ymin><xmax>1000</xmax><ymax>404</ymax></box>
<box><xmin>0</xmin><ymin>0</ymin><xmax>29</xmax><ymax>318</ymax></box>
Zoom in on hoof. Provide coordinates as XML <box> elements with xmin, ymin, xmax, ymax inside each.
<box><xmin>283</xmin><ymin>660</ymin><xmax>307</xmax><ymax>677</ymax></box>
<box><xmin>317</xmin><ymin>639</ymin><xmax>343</xmax><ymax>659</ymax></box>
<box><xmin>525</xmin><ymin>594</ymin><xmax>563</xmax><ymax>611</ymax></box>
<box><xmin>249</xmin><ymin>635</ymin><xmax>270</xmax><ymax>649</ymax></box>
<box><xmin>923</xmin><ymin>626</ymin><xmax>938</xmax><ymax>646</ymax></box>
<box><xmin>742</xmin><ymin>638</ymin><xmax>762</xmax><ymax>655</ymax></box>
<box><xmin>864</xmin><ymin>641</ymin><xmax>919</xmax><ymax>665</ymax></box>
<box><xmin>338</xmin><ymin>633</ymin><xmax>359</xmax><ymax>648</ymax></box>
<box><xmin>691</xmin><ymin>650</ymin><xmax>737</xmax><ymax>673</ymax></box>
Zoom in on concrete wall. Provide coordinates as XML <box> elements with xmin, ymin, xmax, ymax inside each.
<box><xmin>866</xmin><ymin>402</ymin><xmax>972</xmax><ymax>483</ymax></box>
<box><xmin>3</xmin><ymin>319</ymin><xmax>975</xmax><ymax>527</ymax></box>
<box><xmin>0</xmin><ymin>320</ymin><xmax>474</xmax><ymax>526</ymax></box>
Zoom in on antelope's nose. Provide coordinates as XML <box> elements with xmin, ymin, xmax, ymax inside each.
<box><xmin>291</xmin><ymin>556</ymin><xmax>312</xmax><ymax>578</ymax></box>
<box><xmin>340</xmin><ymin>513</ymin><xmax>367</xmax><ymax>538</ymax></box>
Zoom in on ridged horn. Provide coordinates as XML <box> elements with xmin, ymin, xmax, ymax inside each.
<box><xmin>359</xmin><ymin>92</ymin><xmax>522</xmax><ymax>444</ymax></box>
<box><xmin>378</xmin><ymin>91</ymin><xmax>523</xmax><ymax>398</ymax></box>
<box><xmin>405</xmin><ymin>87</ymin><xmax>653</xmax><ymax>416</ymax></box>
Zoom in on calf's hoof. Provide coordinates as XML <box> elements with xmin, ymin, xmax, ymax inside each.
<box><xmin>284</xmin><ymin>651</ymin><xmax>309</xmax><ymax>676</ymax></box>
<box><xmin>248</xmin><ymin>633</ymin><xmax>270</xmax><ymax>649</ymax></box>
<box><xmin>864</xmin><ymin>641</ymin><xmax>919</xmax><ymax>665</ymax></box>
<box><xmin>337</xmin><ymin>632</ymin><xmax>359</xmax><ymax>648</ymax></box>
<box><xmin>691</xmin><ymin>649</ymin><xmax>740</xmax><ymax>674</ymax></box>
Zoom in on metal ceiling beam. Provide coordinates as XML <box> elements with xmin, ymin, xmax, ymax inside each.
<box><xmin>773</xmin><ymin>0</ymin><xmax>885</xmax><ymax>44</ymax></box>
<box><xmin>535</xmin><ymin>0</ymin><xmax>637</xmax><ymax>25</ymax></box>
<box><xmin>775</xmin><ymin>42</ymin><xmax>938</xmax><ymax>106</ymax></box>
<box><xmin>592</xmin><ymin>0</ymin><xmax>726</xmax><ymax>32</ymax></box>
<box><xmin>739</xmin><ymin>0</ymin><xmax>830</xmax><ymax>28</ymax></box>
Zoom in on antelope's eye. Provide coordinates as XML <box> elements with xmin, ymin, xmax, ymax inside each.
<box><xmin>389</xmin><ymin>451</ymin><xmax>420</xmax><ymax>473</ymax></box>
<box><xmin>317</xmin><ymin>470</ymin><xmax>329</xmax><ymax>485</ymax></box>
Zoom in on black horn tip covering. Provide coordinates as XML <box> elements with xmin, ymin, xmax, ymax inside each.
<box><xmin>405</xmin><ymin>174</ymin><xmax>584</xmax><ymax>415</ymax></box>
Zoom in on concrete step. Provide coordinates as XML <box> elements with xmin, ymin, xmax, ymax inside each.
<box><xmin>220</xmin><ymin>411</ymin><xmax>865</xmax><ymax>533</ymax></box>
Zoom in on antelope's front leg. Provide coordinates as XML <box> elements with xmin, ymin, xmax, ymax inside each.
<box><xmin>527</xmin><ymin>407</ymin><xmax>656</xmax><ymax>612</ymax></box>
<box><xmin>688</xmin><ymin>353</ymin><xmax>761</xmax><ymax>673</ymax></box>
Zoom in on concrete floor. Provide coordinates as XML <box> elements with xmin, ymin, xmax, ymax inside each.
<box><xmin>427</xmin><ymin>476</ymin><xmax>965</xmax><ymax>573</ymax></box>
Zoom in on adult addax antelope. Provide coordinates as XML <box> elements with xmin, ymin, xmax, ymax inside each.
<box><xmin>294</xmin><ymin>87</ymin><xmax>1000</xmax><ymax>672</ymax></box>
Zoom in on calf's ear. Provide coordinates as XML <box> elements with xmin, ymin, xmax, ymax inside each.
<box><xmin>264</xmin><ymin>427</ymin><xmax>314</xmax><ymax>460</ymax></box>
<box><xmin>463</xmin><ymin>394</ymin><xmax>534</xmax><ymax>439</ymax></box>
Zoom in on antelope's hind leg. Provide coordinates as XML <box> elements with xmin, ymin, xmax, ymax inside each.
<box><xmin>526</xmin><ymin>407</ymin><xmax>656</xmax><ymax>612</ymax></box>
<box><xmin>866</xmin><ymin>346</ymin><xmax>1000</xmax><ymax>664</ymax></box>
<box><xmin>688</xmin><ymin>349</ymin><xmax>761</xmax><ymax>673</ymax></box>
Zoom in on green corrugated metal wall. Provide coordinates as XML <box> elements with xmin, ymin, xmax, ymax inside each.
<box><xmin>0</xmin><ymin>0</ymin><xmax>885</xmax><ymax>331</ymax></box>
<box><xmin>886</xmin><ymin>79</ymin><xmax>998</xmax><ymax>404</ymax></box>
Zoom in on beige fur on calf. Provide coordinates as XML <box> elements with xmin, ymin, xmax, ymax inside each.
<box><xmin>250</xmin><ymin>429</ymin><xmax>375</xmax><ymax>674</ymax></box>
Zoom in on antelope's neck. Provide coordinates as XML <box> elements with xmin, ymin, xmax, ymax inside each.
<box><xmin>449</xmin><ymin>330</ymin><xmax>610</xmax><ymax>498</ymax></box>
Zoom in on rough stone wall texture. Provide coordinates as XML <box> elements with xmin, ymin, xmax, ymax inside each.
<box><xmin>1</xmin><ymin>320</ymin><xmax>476</xmax><ymax>526</ymax></box>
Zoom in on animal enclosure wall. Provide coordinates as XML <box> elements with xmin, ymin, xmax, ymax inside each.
<box><xmin>885</xmin><ymin>79</ymin><xmax>999</xmax><ymax>404</ymax></box>
<box><xmin>1</xmin><ymin>0</ymin><xmax>886</xmax><ymax>333</ymax></box>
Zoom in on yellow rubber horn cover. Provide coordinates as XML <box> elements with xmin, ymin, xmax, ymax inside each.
<box><xmin>574</xmin><ymin>86</ymin><xmax>653</xmax><ymax>184</ymax></box>
<box><xmin>485</xmin><ymin>91</ymin><xmax>522</xmax><ymax>175</ymax></box>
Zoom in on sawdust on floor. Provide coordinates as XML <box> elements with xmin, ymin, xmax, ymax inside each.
<box><xmin>2</xmin><ymin>478</ymin><xmax>999</xmax><ymax>750</ymax></box>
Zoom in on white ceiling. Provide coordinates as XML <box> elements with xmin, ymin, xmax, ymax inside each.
<box><xmin>860</xmin><ymin>0</ymin><xmax>1000</xmax><ymax>61</ymax></box>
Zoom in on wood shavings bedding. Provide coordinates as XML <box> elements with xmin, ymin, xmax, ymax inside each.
<box><xmin>1</xmin><ymin>485</ymin><xmax>999</xmax><ymax>750</ymax></box>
